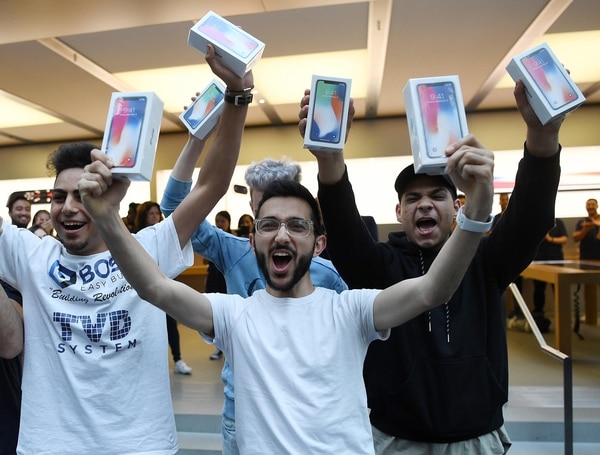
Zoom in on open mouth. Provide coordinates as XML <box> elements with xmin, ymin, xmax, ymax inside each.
<box><xmin>416</xmin><ymin>218</ymin><xmax>437</xmax><ymax>234</ymax></box>
<box><xmin>61</xmin><ymin>221</ymin><xmax>85</xmax><ymax>232</ymax></box>
<box><xmin>272</xmin><ymin>250</ymin><xmax>292</xmax><ymax>273</ymax></box>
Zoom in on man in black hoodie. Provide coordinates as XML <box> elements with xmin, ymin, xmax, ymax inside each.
<box><xmin>299</xmin><ymin>79</ymin><xmax>564</xmax><ymax>453</ymax></box>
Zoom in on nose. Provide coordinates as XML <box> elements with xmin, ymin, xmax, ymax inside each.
<box><xmin>417</xmin><ymin>197</ymin><xmax>434</xmax><ymax>211</ymax></box>
<box><xmin>273</xmin><ymin>222</ymin><xmax>290</xmax><ymax>241</ymax></box>
<box><xmin>62</xmin><ymin>194</ymin><xmax>79</xmax><ymax>214</ymax></box>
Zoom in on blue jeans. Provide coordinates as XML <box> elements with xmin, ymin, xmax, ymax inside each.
<box><xmin>221</xmin><ymin>414</ymin><xmax>239</xmax><ymax>455</ymax></box>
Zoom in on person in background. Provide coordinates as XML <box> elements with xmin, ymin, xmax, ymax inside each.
<box><xmin>451</xmin><ymin>194</ymin><xmax>467</xmax><ymax>231</ymax></box>
<box><xmin>206</xmin><ymin>210</ymin><xmax>231</xmax><ymax>361</ymax></box>
<box><xmin>80</xmin><ymin>157</ymin><xmax>493</xmax><ymax>453</ymax></box>
<box><xmin>573</xmin><ymin>198</ymin><xmax>600</xmax><ymax>260</ymax></box>
<box><xmin>0</xmin><ymin>280</ymin><xmax>24</xmax><ymax>455</ymax></box>
<box><xmin>134</xmin><ymin>201</ymin><xmax>163</xmax><ymax>233</ymax></box>
<box><xmin>0</xmin><ymin>43</ymin><xmax>250</xmax><ymax>454</ymax></box>
<box><xmin>491</xmin><ymin>192</ymin><xmax>510</xmax><ymax>231</ymax></box>
<box><xmin>136</xmin><ymin>200</ymin><xmax>193</xmax><ymax>375</ymax></box>
<box><xmin>32</xmin><ymin>209</ymin><xmax>54</xmax><ymax>237</ymax></box>
<box><xmin>236</xmin><ymin>213</ymin><xmax>254</xmax><ymax>238</ymax></box>
<box><xmin>299</xmin><ymin>77</ymin><xmax>564</xmax><ymax>454</ymax></box>
<box><xmin>531</xmin><ymin>218</ymin><xmax>567</xmax><ymax>333</ymax></box>
<box><xmin>28</xmin><ymin>224</ymin><xmax>49</xmax><ymax>238</ymax></box>
<box><xmin>161</xmin><ymin>148</ymin><xmax>347</xmax><ymax>454</ymax></box>
<box><xmin>6</xmin><ymin>193</ymin><xmax>31</xmax><ymax>228</ymax></box>
<box><xmin>122</xmin><ymin>201</ymin><xmax>139</xmax><ymax>232</ymax></box>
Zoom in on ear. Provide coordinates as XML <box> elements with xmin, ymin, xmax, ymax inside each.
<box><xmin>313</xmin><ymin>233</ymin><xmax>327</xmax><ymax>257</ymax></box>
<box><xmin>453</xmin><ymin>198</ymin><xmax>460</xmax><ymax>215</ymax></box>
<box><xmin>249</xmin><ymin>232</ymin><xmax>256</xmax><ymax>253</ymax></box>
<box><xmin>395</xmin><ymin>202</ymin><xmax>402</xmax><ymax>223</ymax></box>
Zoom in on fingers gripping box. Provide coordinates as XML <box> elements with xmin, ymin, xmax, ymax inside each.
<box><xmin>303</xmin><ymin>75</ymin><xmax>352</xmax><ymax>152</ymax></box>
<box><xmin>101</xmin><ymin>92</ymin><xmax>164</xmax><ymax>182</ymax></box>
<box><xmin>403</xmin><ymin>75</ymin><xmax>468</xmax><ymax>175</ymax></box>
<box><xmin>506</xmin><ymin>42</ymin><xmax>585</xmax><ymax>125</ymax></box>
<box><xmin>188</xmin><ymin>10</ymin><xmax>265</xmax><ymax>78</ymax></box>
<box><xmin>179</xmin><ymin>79</ymin><xmax>226</xmax><ymax>139</ymax></box>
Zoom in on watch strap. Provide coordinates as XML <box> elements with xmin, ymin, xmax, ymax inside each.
<box><xmin>456</xmin><ymin>206</ymin><xmax>493</xmax><ymax>233</ymax></box>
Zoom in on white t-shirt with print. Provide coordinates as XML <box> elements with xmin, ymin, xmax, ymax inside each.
<box><xmin>0</xmin><ymin>217</ymin><xmax>193</xmax><ymax>455</ymax></box>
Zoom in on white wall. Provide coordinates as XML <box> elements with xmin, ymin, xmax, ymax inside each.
<box><xmin>1</xmin><ymin>145</ymin><xmax>598</xmax><ymax>227</ymax></box>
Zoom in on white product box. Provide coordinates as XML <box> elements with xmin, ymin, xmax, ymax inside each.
<box><xmin>188</xmin><ymin>10</ymin><xmax>265</xmax><ymax>78</ymax></box>
<box><xmin>403</xmin><ymin>75</ymin><xmax>468</xmax><ymax>175</ymax></box>
<box><xmin>179</xmin><ymin>79</ymin><xmax>226</xmax><ymax>139</ymax></box>
<box><xmin>101</xmin><ymin>92</ymin><xmax>163</xmax><ymax>182</ymax></box>
<box><xmin>303</xmin><ymin>75</ymin><xmax>352</xmax><ymax>152</ymax></box>
<box><xmin>506</xmin><ymin>42</ymin><xmax>585</xmax><ymax>125</ymax></box>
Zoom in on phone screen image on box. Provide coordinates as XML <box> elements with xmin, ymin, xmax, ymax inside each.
<box><xmin>521</xmin><ymin>48</ymin><xmax>579</xmax><ymax>110</ymax></box>
<box><xmin>106</xmin><ymin>96</ymin><xmax>147</xmax><ymax>168</ymax></box>
<box><xmin>198</xmin><ymin>15</ymin><xmax>259</xmax><ymax>59</ymax></box>
<box><xmin>183</xmin><ymin>84</ymin><xmax>224</xmax><ymax>129</ymax></box>
<box><xmin>309</xmin><ymin>80</ymin><xmax>346</xmax><ymax>144</ymax></box>
<box><xmin>417</xmin><ymin>82</ymin><xmax>463</xmax><ymax>158</ymax></box>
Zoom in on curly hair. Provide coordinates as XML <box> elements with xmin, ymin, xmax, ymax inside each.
<box><xmin>46</xmin><ymin>142</ymin><xmax>99</xmax><ymax>176</ymax></box>
<box><xmin>244</xmin><ymin>158</ymin><xmax>302</xmax><ymax>192</ymax></box>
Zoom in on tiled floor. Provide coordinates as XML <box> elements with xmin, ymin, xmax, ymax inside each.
<box><xmin>169</xmin><ymin>316</ymin><xmax>600</xmax><ymax>452</ymax></box>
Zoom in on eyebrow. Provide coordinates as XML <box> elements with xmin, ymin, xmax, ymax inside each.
<box><xmin>405</xmin><ymin>187</ymin><xmax>449</xmax><ymax>198</ymax></box>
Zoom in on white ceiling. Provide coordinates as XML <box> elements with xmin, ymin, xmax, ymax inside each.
<box><xmin>1</xmin><ymin>0</ymin><xmax>599</xmax><ymax>148</ymax></box>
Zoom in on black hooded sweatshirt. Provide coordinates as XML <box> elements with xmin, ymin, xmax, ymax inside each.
<box><xmin>317</xmin><ymin>147</ymin><xmax>560</xmax><ymax>442</ymax></box>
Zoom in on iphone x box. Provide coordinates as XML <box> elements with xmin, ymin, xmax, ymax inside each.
<box><xmin>506</xmin><ymin>42</ymin><xmax>585</xmax><ymax>125</ymax></box>
<box><xmin>403</xmin><ymin>75</ymin><xmax>468</xmax><ymax>174</ymax></box>
<box><xmin>303</xmin><ymin>75</ymin><xmax>352</xmax><ymax>152</ymax></box>
<box><xmin>179</xmin><ymin>79</ymin><xmax>226</xmax><ymax>139</ymax></box>
<box><xmin>101</xmin><ymin>92</ymin><xmax>164</xmax><ymax>182</ymax></box>
<box><xmin>188</xmin><ymin>10</ymin><xmax>265</xmax><ymax>77</ymax></box>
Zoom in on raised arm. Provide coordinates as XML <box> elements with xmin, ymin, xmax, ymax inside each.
<box><xmin>78</xmin><ymin>165</ymin><xmax>215</xmax><ymax>334</ymax></box>
<box><xmin>373</xmin><ymin>136</ymin><xmax>494</xmax><ymax>330</ymax></box>
<box><xmin>170</xmin><ymin>44</ymin><xmax>252</xmax><ymax>247</ymax></box>
<box><xmin>0</xmin><ymin>280</ymin><xmax>23</xmax><ymax>359</ymax></box>
<box><xmin>160</xmin><ymin>134</ymin><xmax>209</xmax><ymax>219</ymax></box>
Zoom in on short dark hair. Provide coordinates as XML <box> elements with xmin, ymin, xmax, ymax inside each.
<box><xmin>46</xmin><ymin>142</ymin><xmax>99</xmax><ymax>176</ymax></box>
<box><xmin>6</xmin><ymin>192</ymin><xmax>30</xmax><ymax>210</ymax></box>
<box><xmin>256</xmin><ymin>180</ymin><xmax>324</xmax><ymax>237</ymax></box>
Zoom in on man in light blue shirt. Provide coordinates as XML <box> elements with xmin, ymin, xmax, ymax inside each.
<box><xmin>161</xmin><ymin>137</ymin><xmax>347</xmax><ymax>455</ymax></box>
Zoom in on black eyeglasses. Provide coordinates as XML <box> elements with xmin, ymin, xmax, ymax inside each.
<box><xmin>254</xmin><ymin>218</ymin><xmax>314</xmax><ymax>238</ymax></box>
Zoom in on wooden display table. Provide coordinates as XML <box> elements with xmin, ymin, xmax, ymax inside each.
<box><xmin>520</xmin><ymin>260</ymin><xmax>600</xmax><ymax>356</ymax></box>
<box><xmin>175</xmin><ymin>254</ymin><xmax>209</xmax><ymax>292</ymax></box>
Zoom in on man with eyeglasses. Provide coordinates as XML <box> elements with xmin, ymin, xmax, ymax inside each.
<box><xmin>79</xmin><ymin>144</ymin><xmax>494</xmax><ymax>453</ymax></box>
<box><xmin>161</xmin><ymin>144</ymin><xmax>346</xmax><ymax>455</ymax></box>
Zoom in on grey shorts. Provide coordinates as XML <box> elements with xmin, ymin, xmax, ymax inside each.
<box><xmin>372</xmin><ymin>424</ymin><xmax>512</xmax><ymax>455</ymax></box>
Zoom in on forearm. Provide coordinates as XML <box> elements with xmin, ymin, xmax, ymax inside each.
<box><xmin>375</xmin><ymin>227</ymin><xmax>482</xmax><ymax>330</ymax></box>
<box><xmin>96</xmin><ymin>211</ymin><xmax>169</xmax><ymax>304</ymax></box>
<box><xmin>0</xmin><ymin>292</ymin><xmax>23</xmax><ymax>359</ymax></box>
<box><xmin>314</xmin><ymin>151</ymin><xmax>346</xmax><ymax>185</ymax></box>
<box><xmin>573</xmin><ymin>227</ymin><xmax>590</xmax><ymax>243</ymax></box>
<box><xmin>170</xmin><ymin>135</ymin><xmax>208</xmax><ymax>182</ymax></box>
<box><xmin>552</xmin><ymin>235</ymin><xmax>568</xmax><ymax>245</ymax></box>
<box><xmin>525</xmin><ymin>125</ymin><xmax>560</xmax><ymax>158</ymax></box>
<box><xmin>171</xmin><ymin>103</ymin><xmax>247</xmax><ymax>245</ymax></box>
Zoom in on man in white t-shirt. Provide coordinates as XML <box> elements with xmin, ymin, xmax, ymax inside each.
<box><xmin>79</xmin><ymin>140</ymin><xmax>494</xmax><ymax>454</ymax></box>
<box><xmin>0</xmin><ymin>44</ymin><xmax>252</xmax><ymax>455</ymax></box>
